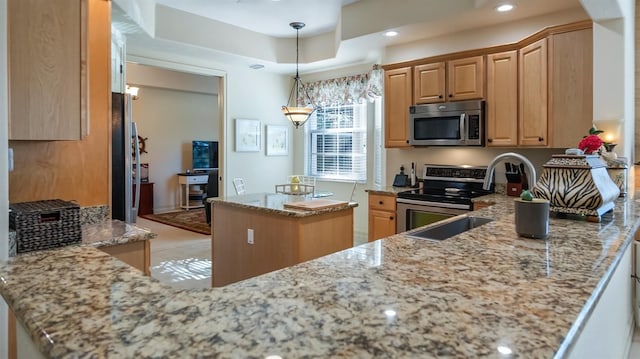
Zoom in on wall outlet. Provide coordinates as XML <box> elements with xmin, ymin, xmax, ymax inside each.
<box><xmin>8</xmin><ymin>148</ymin><xmax>13</xmax><ymax>172</ymax></box>
<box><xmin>247</xmin><ymin>228</ymin><xmax>254</xmax><ymax>244</ymax></box>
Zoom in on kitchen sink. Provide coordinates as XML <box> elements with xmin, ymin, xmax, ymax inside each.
<box><xmin>406</xmin><ymin>215</ymin><xmax>494</xmax><ymax>241</ymax></box>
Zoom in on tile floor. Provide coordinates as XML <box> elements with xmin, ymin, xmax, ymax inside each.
<box><xmin>136</xmin><ymin>217</ymin><xmax>212</xmax><ymax>289</ymax></box>
<box><xmin>135</xmin><ymin>216</ymin><xmax>640</xmax><ymax>357</ymax></box>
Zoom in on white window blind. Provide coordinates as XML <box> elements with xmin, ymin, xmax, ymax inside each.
<box><xmin>305</xmin><ymin>103</ymin><xmax>367</xmax><ymax>181</ymax></box>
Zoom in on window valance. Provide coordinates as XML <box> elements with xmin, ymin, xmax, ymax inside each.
<box><xmin>299</xmin><ymin>65</ymin><xmax>383</xmax><ymax>107</ymax></box>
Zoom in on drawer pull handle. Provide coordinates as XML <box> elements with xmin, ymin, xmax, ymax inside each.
<box><xmin>379</xmin><ymin>201</ymin><xmax>384</xmax><ymax>205</ymax></box>
<box><xmin>538</xmin><ymin>136</ymin><xmax>544</xmax><ymax>142</ymax></box>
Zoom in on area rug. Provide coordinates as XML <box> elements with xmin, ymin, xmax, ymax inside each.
<box><xmin>141</xmin><ymin>208</ymin><xmax>211</xmax><ymax>235</ymax></box>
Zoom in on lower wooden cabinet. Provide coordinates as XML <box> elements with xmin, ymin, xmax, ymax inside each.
<box><xmin>100</xmin><ymin>240</ymin><xmax>151</xmax><ymax>276</ymax></box>
<box><xmin>368</xmin><ymin>193</ymin><xmax>397</xmax><ymax>241</ymax></box>
<box><xmin>472</xmin><ymin>201</ymin><xmax>495</xmax><ymax>211</ymax></box>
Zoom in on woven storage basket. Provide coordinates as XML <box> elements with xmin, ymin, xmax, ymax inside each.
<box><xmin>9</xmin><ymin>199</ymin><xmax>81</xmax><ymax>254</ymax></box>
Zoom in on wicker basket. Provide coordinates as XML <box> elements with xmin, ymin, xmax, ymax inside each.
<box><xmin>9</xmin><ymin>199</ymin><xmax>81</xmax><ymax>254</ymax></box>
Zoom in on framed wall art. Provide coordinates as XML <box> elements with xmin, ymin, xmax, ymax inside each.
<box><xmin>266</xmin><ymin>125</ymin><xmax>289</xmax><ymax>156</ymax></box>
<box><xmin>235</xmin><ymin>118</ymin><xmax>261</xmax><ymax>152</ymax></box>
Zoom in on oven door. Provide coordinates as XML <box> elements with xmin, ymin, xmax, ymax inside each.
<box><xmin>396</xmin><ymin>198</ymin><xmax>469</xmax><ymax>233</ymax></box>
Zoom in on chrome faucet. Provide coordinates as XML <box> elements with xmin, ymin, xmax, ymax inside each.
<box><xmin>483</xmin><ymin>152</ymin><xmax>537</xmax><ymax>191</ymax></box>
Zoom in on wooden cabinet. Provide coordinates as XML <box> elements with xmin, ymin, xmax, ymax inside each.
<box><xmin>548</xmin><ymin>28</ymin><xmax>593</xmax><ymax>148</ymax></box>
<box><xmin>212</xmin><ymin>204</ymin><xmax>354</xmax><ymax>287</ymax></box>
<box><xmin>414</xmin><ymin>56</ymin><xmax>484</xmax><ymax>104</ymax></box>
<box><xmin>486</xmin><ymin>50</ymin><xmax>518</xmax><ymax>147</ymax></box>
<box><xmin>8</xmin><ymin>0</ymin><xmax>89</xmax><ymax>140</ymax></box>
<box><xmin>518</xmin><ymin>38</ymin><xmax>549</xmax><ymax>147</ymax></box>
<box><xmin>368</xmin><ymin>193</ymin><xmax>397</xmax><ymax>241</ymax></box>
<box><xmin>472</xmin><ymin>201</ymin><xmax>495</xmax><ymax>211</ymax></box>
<box><xmin>414</xmin><ymin>62</ymin><xmax>445</xmax><ymax>104</ymax></box>
<box><xmin>384</xmin><ymin>67</ymin><xmax>412</xmax><ymax>148</ymax></box>
<box><xmin>134</xmin><ymin>183</ymin><xmax>154</xmax><ymax>216</ymax></box>
<box><xmin>447</xmin><ymin>56</ymin><xmax>485</xmax><ymax>101</ymax></box>
<box><xmin>100</xmin><ymin>240</ymin><xmax>151</xmax><ymax>276</ymax></box>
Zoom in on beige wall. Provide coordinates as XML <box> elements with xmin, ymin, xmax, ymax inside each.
<box><xmin>132</xmin><ymin>86</ymin><xmax>218</xmax><ymax>212</ymax></box>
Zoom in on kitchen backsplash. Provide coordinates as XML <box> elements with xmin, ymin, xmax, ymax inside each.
<box><xmin>386</xmin><ymin>147</ymin><xmax>565</xmax><ymax>186</ymax></box>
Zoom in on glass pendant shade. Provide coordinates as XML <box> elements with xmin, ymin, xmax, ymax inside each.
<box><xmin>282</xmin><ymin>22</ymin><xmax>317</xmax><ymax>129</ymax></box>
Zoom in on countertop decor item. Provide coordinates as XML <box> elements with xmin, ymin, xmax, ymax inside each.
<box><xmin>532</xmin><ymin>153</ymin><xmax>620</xmax><ymax>222</ymax></box>
<box><xmin>514</xmin><ymin>190</ymin><xmax>549</xmax><ymax>239</ymax></box>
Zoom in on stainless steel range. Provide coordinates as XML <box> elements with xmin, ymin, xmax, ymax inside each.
<box><xmin>396</xmin><ymin>164</ymin><xmax>494</xmax><ymax>233</ymax></box>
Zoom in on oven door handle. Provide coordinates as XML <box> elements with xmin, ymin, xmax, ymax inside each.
<box><xmin>396</xmin><ymin>198</ymin><xmax>470</xmax><ymax>210</ymax></box>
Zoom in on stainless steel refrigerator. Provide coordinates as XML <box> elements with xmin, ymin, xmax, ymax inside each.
<box><xmin>112</xmin><ymin>92</ymin><xmax>141</xmax><ymax>223</ymax></box>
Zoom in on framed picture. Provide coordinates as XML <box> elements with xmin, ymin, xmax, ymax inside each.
<box><xmin>235</xmin><ymin>118</ymin><xmax>261</xmax><ymax>152</ymax></box>
<box><xmin>266</xmin><ymin>125</ymin><xmax>289</xmax><ymax>156</ymax></box>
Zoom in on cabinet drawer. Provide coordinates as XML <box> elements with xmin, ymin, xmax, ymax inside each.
<box><xmin>187</xmin><ymin>175</ymin><xmax>208</xmax><ymax>184</ymax></box>
<box><xmin>369</xmin><ymin>194</ymin><xmax>396</xmax><ymax>212</ymax></box>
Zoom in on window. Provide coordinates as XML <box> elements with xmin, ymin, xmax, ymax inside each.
<box><xmin>305</xmin><ymin>103</ymin><xmax>367</xmax><ymax>181</ymax></box>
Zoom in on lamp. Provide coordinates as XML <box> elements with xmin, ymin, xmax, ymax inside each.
<box><xmin>282</xmin><ymin>22</ymin><xmax>317</xmax><ymax>129</ymax></box>
<box><xmin>125</xmin><ymin>85</ymin><xmax>140</xmax><ymax>100</ymax></box>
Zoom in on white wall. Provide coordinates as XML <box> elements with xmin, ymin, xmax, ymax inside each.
<box><xmin>385</xmin><ymin>7</ymin><xmax>589</xmax><ymax>64</ymax></box>
<box><xmin>131</xmin><ymin>86</ymin><xmax>218</xmax><ymax>212</ymax></box>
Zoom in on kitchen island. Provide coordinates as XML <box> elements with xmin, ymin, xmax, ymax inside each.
<box><xmin>0</xmin><ymin>193</ymin><xmax>638</xmax><ymax>358</ymax></box>
<box><xmin>209</xmin><ymin>193</ymin><xmax>357</xmax><ymax>287</ymax></box>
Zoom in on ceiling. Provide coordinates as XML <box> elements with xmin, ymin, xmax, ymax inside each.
<box><xmin>112</xmin><ymin>0</ymin><xmax>585</xmax><ymax>74</ymax></box>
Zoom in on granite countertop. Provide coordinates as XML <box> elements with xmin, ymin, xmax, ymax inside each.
<box><xmin>8</xmin><ymin>220</ymin><xmax>155</xmax><ymax>257</ymax></box>
<box><xmin>1</xmin><ymin>194</ymin><xmax>639</xmax><ymax>358</ymax></box>
<box><xmin>209</xmin><ymin>192</ymin><xmax>358</xmax><ymax>217</ymax></box>
<box><xmin>365</xmin><ymin>185</ymin><xmax>413</xmax><ymax>196</ymax></box>
<box><xmin>81</xmin><ymin>219</ymin><xmax>157</xmax><ymax>247</ymax></box>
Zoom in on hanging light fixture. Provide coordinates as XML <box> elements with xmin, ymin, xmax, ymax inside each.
<box><xmin>282</xmin><ymin>22</ymin><xmax>318</xmax><ymax>129</ymax></box>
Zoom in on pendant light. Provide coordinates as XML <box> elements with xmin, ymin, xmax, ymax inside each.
<box><xmin>282</xmin><ymin>22</ymin><xmax>317</xmax><ymax>129</ymax></box>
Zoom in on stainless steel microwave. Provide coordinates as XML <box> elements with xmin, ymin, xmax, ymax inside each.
<box><xmin>408</xmin><ymin>100</ymin><xmax>485</xmax><ymax>146</ymax></box>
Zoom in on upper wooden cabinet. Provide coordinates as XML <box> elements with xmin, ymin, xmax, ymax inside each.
<box><xmin>548</xmin><ymin>28</ymin><xmax>593</xmax><ymax>148</ymax></box>
<box><xmin>486</xmin><ymin>50</ymin><xmax>518</xmax><ymax>147</ymax></box>
<box><xmin>384</xmin><ymin>67</ymin><xmax>412</xmax><ymax>148</ymax></box>
<box><xmin>447</xmin><ymin>56</ymin><xmax>485</xmax><ymax>101</ymax></box>
<box><xmin>383</xmin><ymin>20</ymin><xmax>593</xmax><ymax>150</ymax></box>
<box><xmin>414</xmin><ymin>62</ymin><xmax>445</xmax><ymax>104</ymax></box>
<box><xmin>518</xmin><ymin>38</ymin><xmax>548</xmax><ymax>147</ymax></box>
<box><xmin>414</xmin><ymin>56</ymin><xmax>484</xmax><ymax>104</ymax></box>
<box><xmin>8</xmin><ymin>0</ymin><xmax>89</xmax><ymax>140</ymax></box>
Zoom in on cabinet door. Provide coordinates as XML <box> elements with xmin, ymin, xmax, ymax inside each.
<box><xmin>486</xmin><ymin>51</ymin><xmax>518</xmax><ymax>147</ymax></box>
<box><xmin>414</xmin><ymin>62</ymin><xmax>445</xmax><ymax>104</ymax></box>
<box><xmin>384</xmin><ymin>67</ymin><xmax>412</xmax><ymax>148</ymax></box>
<box><xmin>518</xmin><ymin>38</ymin><xmax>548</xmax><ymax>146</ymax></box>
<box><xmin>8</xmin><ymin>0</ymin><xmax>88</xmax><ymax>140</ymax></box>
<box><xmin>369</xmin><ymin>209</ymin><xmax>396</xmax><ymax>241</ymax></box>
<box><xmin>549</xmin><ymin>28</ymin><xmax>593</xmax><ymax>148</ymax></box>
<box><xmin>447</xmin><ymin>56</ymin><xmax>484</xmax><ymax>101</ymax></box>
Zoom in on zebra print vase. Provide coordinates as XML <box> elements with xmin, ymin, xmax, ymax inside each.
<box><xmin>531</xmin><ymin>154</ymin><xmax>620</xmax><ymax>221</ymax></box>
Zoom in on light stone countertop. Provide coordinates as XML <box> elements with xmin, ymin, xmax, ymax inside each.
<box><xmin>208</xmin><ymin>192</ymin><xmax>358</xmax><ymax>217</ymax></box>
<box><xmin>365</xmin><ymin>185</ymin><xmax>414</xmax><ymax>196</ymax></box>
<box><xmin>1</xmin><ymin>193</ymin><xmax>639</xmax><ymax>358</ymax></box>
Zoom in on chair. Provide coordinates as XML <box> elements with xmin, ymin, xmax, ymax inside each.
<box><xmin>233</xmin><ymin>178</ymin><xmax>246</xmax><ymax>195</ymax></box>
<box><xmin>202</xmin><ymin>170</ymin><xmax>219</xmax><ymax>224</ymax></box>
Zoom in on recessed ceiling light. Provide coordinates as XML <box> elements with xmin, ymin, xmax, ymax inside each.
<box><xmin>249</xmin><ymin>64</ymin><xmax>264</xmax><ymax>70</ymax></box>
<box><xmin>384</xmin><ymin>31</ymin><xmax>398</xmax><ymax>37</ymax></box>
<box><xmin>496</xmin><ymin>4</ymin><xmax>514</xmax><ymax>12</ymax></box>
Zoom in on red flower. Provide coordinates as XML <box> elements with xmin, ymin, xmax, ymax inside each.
<box><xmin>578</xmin><ymin>135</ymin><xmax>603</xmax><ymax>154</ymax></box>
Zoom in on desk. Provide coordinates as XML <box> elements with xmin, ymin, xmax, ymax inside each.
<box><xmin>178</xmin><ymin>173</ymin><xmax>208</xmax><ymax>210</ymax></box>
